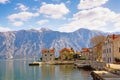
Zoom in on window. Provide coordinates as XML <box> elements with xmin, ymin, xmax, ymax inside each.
<box><xmin>107</xmin><ymin>49</ymin><xmax>108</xmax><ymax>53</ymax></box>
<box><xmin>50</xmin><ymin>54</ymin><xmax>53</xmax><ymax>56</ymax></box>
<box><xmin>104</xmin><ymin>49</ymin><xmax>106</xmax><ymax>53</ymax></box>
<box><xmin>109</xmin><ymin>48</ymin><xmax>111</xmax><ymax>53</ymax></box>
<box><xmin>109</xmin><ymin>58</ymin><xmax>111</xmax><ymax>62</ymax></box>
<box><xmin>107</xmin><ymin>58</ymin><xmax>109</xmax><ymax>63</ymax></box>
<box><xmin>105</xmin><ymin>49</ymin><xmax>106</xmax><ymax>53</ymax></box>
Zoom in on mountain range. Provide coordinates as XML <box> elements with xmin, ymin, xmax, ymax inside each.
<box><xmin>0</xmin><ymin>28</ymin><xmax>107</xmax><ymax>59</ymax></box>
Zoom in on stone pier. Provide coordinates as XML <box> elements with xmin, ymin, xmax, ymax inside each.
<box><xmin>91</xmin><ymin>71</ymin><xmax>120</xmax><ymax>80</ymax></box>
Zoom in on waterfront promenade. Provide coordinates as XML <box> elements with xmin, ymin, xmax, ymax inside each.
<box><xmin>29</xmin><ymin>60</ymin><xmax>75</xmax><ymax>65</ymax></box>
<box><xmin>91</xmin><ymin>71</ymin><xmax>120</xmax><ymax>80</ymax></box>
<box><xmin>74</xmin><ymin>60</ymin><xmax>120</xmax><ymax>80</ymax></box>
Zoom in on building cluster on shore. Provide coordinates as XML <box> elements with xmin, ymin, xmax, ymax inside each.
<box><xmin>41</xmin><ymin>48</ymin><xmax>75</xmax><ymax>62</ymax></box>
<box><xmin>41</xmin><ymin>34</ymin><xmax>120</xmax><ymax>65</ymax></box>
<box><xmin>92</xmin><ymin>34</ymin><xmax>120</xmax><ymax>64</ymax></box>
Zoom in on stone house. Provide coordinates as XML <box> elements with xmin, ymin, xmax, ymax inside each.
<box><xmin>41</xmin><ymin>48</ymin><xmax>55</xmax><ymax>62</ymax></box>
<box><xmin>80</xmin><ymin>48</ymin><xmax>92</xmax><ymax>60</ymax></box>
<box><xmin>102</xmin><ymin>34</ymin><xmax>120</xmax><ymax>63</ymax></box>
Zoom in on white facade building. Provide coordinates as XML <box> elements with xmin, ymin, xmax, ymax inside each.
<box><xmin>102</xmin><ymin>34</ymin><xmax>120</xmax><ymax>63</ymax></box>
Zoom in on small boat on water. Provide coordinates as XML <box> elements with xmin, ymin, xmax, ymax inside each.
<box><xmin>6</xmin><ymin>55</ymin><xmax>13</xmax><ymax>60</ymax></box>
<box><xmin>29</xmin><ymin>62</ymin><xmax>43</xmax><ymax>66</ymax></box>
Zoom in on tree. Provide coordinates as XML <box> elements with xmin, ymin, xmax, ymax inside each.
<box><xmin>90</xmin><ymin>35</ymin><xmax>106</xmax><ymax>47</ymax></box>
<box><xmin>91</xmin><ymin>35</ymin><xmax>106</xmax><ymax>62</ymax></box>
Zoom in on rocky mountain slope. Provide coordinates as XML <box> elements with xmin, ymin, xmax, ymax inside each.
<box><xmin>0</xmin><ymin>28</ymin><xmax>106</xmax><ymax>59</ymax></box>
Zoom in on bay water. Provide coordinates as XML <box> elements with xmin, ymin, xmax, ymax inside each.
<box><xmin>0</xmin><ymin>60</ymin><xmax>92</xmax><ymax>80</ymax></box>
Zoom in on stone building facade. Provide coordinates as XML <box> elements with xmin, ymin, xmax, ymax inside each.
<box><xmin>102</xmin><ymin>34</ymin><xmax>120</xmax><ymax>63</ymax></box>
<box><xmin>42</xmin><ymin>48</ymin><xmax>55</xmax><ymax>62</ymax></box>
<box><xmin>80</xmin><ymin>48</ymin><xmax>92</xmax><ymax>60</ymax></box>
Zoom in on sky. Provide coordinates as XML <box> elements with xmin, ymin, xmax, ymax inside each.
<box><xmin>0</xmin><ymin>0</ymin><xmax>120</xmax><ymax>32</ymax></box>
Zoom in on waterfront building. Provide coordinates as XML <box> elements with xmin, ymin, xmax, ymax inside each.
<box><xmin>41</xmin><ymin>48</ymin><xmax>55</xmax><ymax>62</ymax></box>
<box><xmin>80</xmin><ymin>48</ymin><xmax>92</xmax><ymax>60</ymax></box>
<box><xmin>59</xmin><ymin>48</ymin><xmax>74</xmax><ymax>60</ymax></box>
<box><xmin>102</xmin><ymin>34</ymin><xmax>120</xmax><ymax>63</ymax></box>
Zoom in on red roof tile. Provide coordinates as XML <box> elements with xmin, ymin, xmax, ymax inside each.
<box><xmin>108</xmin><ymin>34</ymin><xmax>120</xmax><ymax>40</ymax></box>
<box><xmin>49</xmin><ymin>48</ymin><xmax>55</xmax><ymax>53</ymax></box>
<box><xmin>59</xmin><ymin>48</ymin><xmax>74</xmax><ymax>53</ymax></box>
<box><xmin>81</xmin><ymin>48</ymin><xmax>89</xmax><ymax>52</ymax></box>
<box><xmin>41</xmin><ymin>48</ymin><xmax>55</xmax><ymax>54</ymax></box>
<box><xmin>41</xmin><ymin>49</ymin><xmax>48</xmax><ymax>53</ymax></box>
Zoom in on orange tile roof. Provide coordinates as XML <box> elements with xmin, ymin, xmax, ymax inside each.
<box><xmin>81</xmin><ymin>48</ymin><xmax>89</xmax><ymax>52</ymax></box>
<box><xmin>41</xmin><ymin>48</ymin><xmax>55</xmax><ymax>54</ymax></box>
<box><xmin>41</xmin><ymin>49</ymin><xmax>48</xmax><ymax>53</ymax></box>
<box><xmin>59</xmin><ymin>48</ymin><xmax>74</xmax><ymax>53</ymax></box>
<box><xmin>108</xmin><ymin>34</ymin><xmax>120</xmax><ymax>40</ymax></box>
<box><xmin>49</xmin><ymin>48</ymin><xmax>55</xmax><ymax>53</ymax></box>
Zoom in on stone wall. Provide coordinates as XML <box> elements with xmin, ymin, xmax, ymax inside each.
<box><xmin>90</xmin><ymin>61</ymin><xmax>106</xmax><ymax>70</ymax></box>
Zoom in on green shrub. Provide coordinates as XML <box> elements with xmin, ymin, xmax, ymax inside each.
<box><xmin>115</xmin><ymin>58</ymin><xmax>120</xmax><ymax>62</ymax></box>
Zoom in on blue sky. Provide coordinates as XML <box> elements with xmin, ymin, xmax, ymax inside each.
<box><xmin>0</xmin><ymin>0</ymin><xmax>120</xmax><ymax>32</ymax></box>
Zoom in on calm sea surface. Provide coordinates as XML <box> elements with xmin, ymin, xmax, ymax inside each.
<box><xmin>0</xmin><ymin>60</ymin><xmax>92</xmax><ymax>80</ymax></box>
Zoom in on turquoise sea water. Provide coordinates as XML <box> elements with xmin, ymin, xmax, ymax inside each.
<box><xmin>0</xmin><ymin>60</ymin><xmax>92</xmax><ymax>80</ymax></box>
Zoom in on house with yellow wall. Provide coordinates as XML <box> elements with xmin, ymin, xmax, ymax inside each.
<box><xmin>59</xmin><ymin>48</ymin><xmax>74</xmax><ymax>60</ymax></box>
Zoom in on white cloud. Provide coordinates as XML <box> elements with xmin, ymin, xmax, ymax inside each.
<box><xmin>59</xmin><ymin>7</ymin><xmax>119</xmax><ymax>32</ymax></box>
<box><xmin>112</xmin><ymin>14</ymin><xmax>120</xmax><ymax>32</ymax></box>
<box><xmin>0</xmin><ymin>26</ymin><xmax>11</xmax><ymax>32</ymax></box>
<box><xmin>73</xmin><ymin>7</ymin><xmax>116</xmax><ymax>22</ymax></box>
<box><xmin>8</xmin><ymin>11</ymin><xmax>39</xmax><ymax>22</ymax></box>
<box><xmin>37</xmin><ymin>20</ymin><xmax>49</xmax><ymax>25</ymax></box>
<box><xmin>39</xmin><ymin>3</ymin><xmax>69</xmax><ymax>19</ymax></box>
<box><xmin>12</xmin><ymin>21</ymin><xmax>23</xmax><ymax>27</ymax></box>
<box><xmin>0</xmin><ymin>0</ymin><xmax>9</xmax><ymax>4</ymax></box>
<box><xmin>78</xmin><ymin>0</ymin><xmax>108</xmax><ymax>10</ymax></box>
<box><xmin>15</xmin><ymin>3</ymin><xmax>29</xmax><ymax>11</ymax></box>
<box><xmin>8</xmin><ymin>11</ymin><xmax>39</xmax><ymax>27</ymax></box>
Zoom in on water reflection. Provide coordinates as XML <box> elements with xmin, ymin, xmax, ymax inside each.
<box><xmin>0</xmin><ymin>60</ymin><xmax>92</xmax><ymax>80</ymax></box>
<box><xmin>5</xmin><ymin>60</ymin><xmax>14</xmax><ymax>80</ymax></box>
<box><xmin>59</xmin><ymin>65</ymin><xmax>74</xmax><ymax>73</ymax></box>
<box><xmin>40</xmin><ymin>65</ymin><xmax>55</xmax><ymax>80</ymax></box>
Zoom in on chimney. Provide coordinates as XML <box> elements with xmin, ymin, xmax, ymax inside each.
<box><xmin>112</xmin><ymin>34</ymin><xmax>116</xmax><ymax>40</ymax></box>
